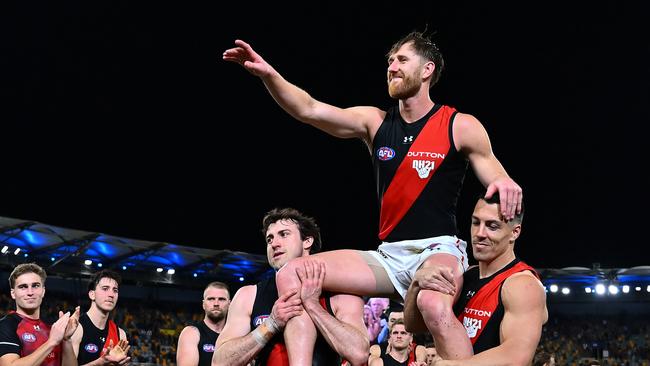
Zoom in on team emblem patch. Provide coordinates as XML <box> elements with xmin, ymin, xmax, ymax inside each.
<box><xmin>22</xmin><ymin>333</ymin><xmax>36</xmax><ymax>342</ymax></box>
<box><xmin>252</xmin><ymin>315</ymin><xmax>269</xmax><ymax>326</ymax></box>
<box><xmin>202</xmin><ymin>343</ymin><xmax>215</xmax><ymax>352</ymax></box>
<box><xmin>376</xmin><ymin>147</ymin><xmax>395</xmax><ymax>161</ymax></box>
<box><xmin>85</xmin><ymin>343</ymin><xmax>99</xmax><ymax>353</ymax></box>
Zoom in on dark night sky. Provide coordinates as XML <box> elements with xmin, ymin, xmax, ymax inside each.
<box><xmin>2</xmin><ymin>1</ymin><xmax>649</xmax><ymax>270</ymax></box>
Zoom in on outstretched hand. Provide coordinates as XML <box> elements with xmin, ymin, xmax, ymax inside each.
<box><xmin>49</xmin><ymin>311</ymin><xmax>71</xmax><ymax>345</ymax></box>
<box><xmin>104</xmin><ymin>338</ymin><xmax>131</xmax><ymax>365</ymax></box>
<box><xmin>223</xmin><ymin>40</ymin><xmax>273</xmax><ymax>77</ymax></box>
<box><xmin>485</xmin><ymin>176</ymin><xmax>522</xmax><ymax>221</ymax></box>
<box><xmin>62</xmin><ymin>306</ymin><xmax>81</xmax><ymax>340</ymax></box>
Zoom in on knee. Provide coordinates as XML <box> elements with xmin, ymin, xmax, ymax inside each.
<box><xmin>276</xmin><ymin>257</ymin><xmax>305</xmax><ymax>290</ymax></box>
<box><xmin>416</xmin><ymin>288</ymin><xmax>454</xmax><ymax>320</ymax></box>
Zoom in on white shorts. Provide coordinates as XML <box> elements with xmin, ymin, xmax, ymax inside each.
<box><xmin>367</xmin><ymin>236</ymin><xmax>469</xmax><ymax>300</ymax></box>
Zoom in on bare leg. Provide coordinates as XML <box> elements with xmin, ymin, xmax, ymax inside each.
<box><xmin>416</xmin><ymin>254</ymin><xmax>473</xmax><ymax>359</ymax></box>
<box><xmin>276</xmin><ymin>249</ymin><xmax>394</xmax><ymax>366</ymax></box>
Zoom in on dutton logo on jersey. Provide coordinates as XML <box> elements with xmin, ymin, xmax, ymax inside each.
<box><xmin>202</xmin><ymin>343</ymin><xmax>215</xmax><ymax>353</ymax></box>
<box><xmin>253</xmin><ymin>315</ymin><xmax>270</xmax><ymax>327</ymax></box>
<box><xmin>377</xmin><ymin>147</ymin><xmax>395</xmax><ymax>161</ymax></box>
<box><xmin>22</xmin><ymin>333</ymin><xmax>36</xmax><ymax>343</ymax></box>
<box><xmin>85</xmin><ymin>343</ymin><xmax>99</xmax><ymax>353</ymax></box>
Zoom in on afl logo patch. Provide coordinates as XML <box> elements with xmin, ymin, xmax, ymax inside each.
<box><xmin>252</xmin><ymin>315</ymin><xmax>269</xmax><ymax>327</ymax></box>
<box><xmin>377</xmin><ymin>147</ymin><xmax>395</xmax><ymax>161</ymax></box>
<box><xmin>202</xmin><ymin>343</ymin><xmax>215</xmax><ymax>352</ymax></box>
<box><xmin>85</xmin><ymin>343</ymin><xmax>99</xmax><ymax>353</ymax></box>
<box><xmin>22</xmin><ymin>333</ymin><xmax>36</xmax><ymax>342</ymax></box>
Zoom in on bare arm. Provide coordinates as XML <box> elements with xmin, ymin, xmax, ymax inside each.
<box><xmin>434</xmin><ymin>273</ymin><xmax>547</xmax><ymax>366</ymax></box>
<box><xmin>415</xmin><ymin>345</ymin><xmax>427</xmax><ymax>365</ymax></box>
<box><xmin>453</xmin><ymin>113</ymin><xmax>522</xmax><ymax>220</ymax></box>
<box><xmin>223</xmin><ymin>40</ymin><xmax>385</xmax><ymax>142</ymax></box>
<box><xmin>213</xmin><ymin>286</ymin><xmax>302</xmax><ymax>366</ymax></box>
<box><xmin>176</xmin><ymin>326</ymin><xmax>200</xmax><ymax>366</ymax></box>
<box><xmin>297</xmin><ymin>260</ymin><xmax>369</xmax><ymax>366</ymax></box>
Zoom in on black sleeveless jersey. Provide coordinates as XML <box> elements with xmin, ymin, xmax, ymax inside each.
<box><xmin>250</xmin><ymin>275</ymin><xmax>341</xmax><ymax>366</ymax></box>
<box><xmin>371</xmin><ymin>104</ymin><xmax>468</xmax><ymax>241</ymax></box>
<box><xmin>77</xmin><ymin>313</ymin><xmax>120</xmax><ymax>365</ymax></box>
<box><xmin>453</xmin><ymin>259</ymin><xmax>536</xmax><ymax>353</ymax></box>
<box><xmin>379</xmin><ymin>352</ymin><xmax>409</xmax><ymax>366</ymax></box>
<box><xmin>195</xmin><ymin>321</ymin><xmax>219</xmax><ymax>366</ymax></box>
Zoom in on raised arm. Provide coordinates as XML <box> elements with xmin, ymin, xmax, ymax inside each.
<box><xmin>453</xmin><ymin>113</ymin><xmax>522</xmax><ymax>220</ymax></box>
<box><xmin>213</xmin><ymin>286</ymin><xmax>302</xmax><ymax>366</ymax></box>
<box><xmin>296</xmin><ymin>260</ymin><xmax>369</xmax><ymax>366</ymax></box>
<box><xmin>434</xmin><ymin>272</ymin><xmax>547</xmax><ymax>366</ymax></box>
<box><xmin>223</xmin><ymin>40</ymin><xmax>385</xmax><ymax>142</ymax></box>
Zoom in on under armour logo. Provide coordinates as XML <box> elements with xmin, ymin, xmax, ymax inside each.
<box><xmin>33</xmin><ymin>325</ymin><xmax>40</xmax><ymax>331</ymax></box>
<box><xmin>466</xmin><ymin>290</ymin><xmax>476</xmax><ymax>298</ymax></box>
<box><xmin>403</xmin><ymin>136</ymin><xmax>413</xmax><ymax>143</ymax></box>
<box><xmin>100</xmin><ymin>337</ymin><xmax>106</xmax><ymax>342</ymax></box>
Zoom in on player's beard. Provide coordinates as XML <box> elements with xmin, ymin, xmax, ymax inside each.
<box><xmin>388</xmin><ymin>71</ymin><xmax>421</xmax><ymax>100</ymax></box>
<box><xmin>207</xmin><ymin>309</ymin><xmax>225</xmax><ymax>323</ymax></box>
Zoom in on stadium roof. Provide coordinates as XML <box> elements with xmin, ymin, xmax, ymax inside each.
<box><xmin>0</xmin><ymin>216</ymin><xmax>273</xmax><ymax>289</ymax></box>
<box><xmin>2</xmin><ymin>215</ymin><xmax>649</xmax><ymax>296</ymax></box>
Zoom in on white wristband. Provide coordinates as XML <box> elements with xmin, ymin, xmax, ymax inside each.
<box><xmin>252</xmin><ymin>327</ymin><xmax>268</xmax><ymax>346</ymax></box>
<box><xmin>265</xmin><ymin>315</ymin><xmax>280</xmax><ymax>334</ymax></box>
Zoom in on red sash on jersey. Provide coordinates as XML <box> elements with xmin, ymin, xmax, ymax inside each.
<box><xmin>266</xmin><ymin>343</ymin><xmax>289</xmax><ymax>366</ymax></box>
<box><xmin>101</xmin><ymin>320</ymin><xmax>120</xmax><ymax>356</ymax></box>
<box><xmin>457</xmin><ymin>262</ymin><xmax>538</xmax><ymax>345</ymax></box>
<box><xmin>379</xmin><ymin>106</ymin><xmax>456</xmax><ymax>240</ymax></box>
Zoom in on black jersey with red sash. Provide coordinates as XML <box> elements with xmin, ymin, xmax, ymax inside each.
<box><xmin>453</xmin><ymin>259</ymin><xmax>538</xmax><ymax>353</ymax></box>
<box><xmin>250</xmin><ymin>275</ymin><xmax>342</xmax><ymax>366</ymax></box>
<box><xmin>0</xmin><ymin>312</ymin><xmax>62</xmax><ymax>366</ymax></box>
<box><xmin>372</xmin><ymin>104</ymin><xmax>468</xmax><ymax>241</ymax></box>
<box><xmin>77</xmin><ymin>312</ymin><xmax>121</xmax><ymax>364</ymax></box>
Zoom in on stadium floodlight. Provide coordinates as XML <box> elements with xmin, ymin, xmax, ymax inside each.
<box><xmin>595</xmin><ymin>283</ymin><xmax>606</xmax><ymax>295</ymax></box>
<box><xmin>1</xmin><ymin>246</ymin><xmax>8</xmax><ymax>254</ymax></box>
<box><xmin>636</xmin><ymin>286</ymin><xmax>642</xmax><ymax>292</ymax></box>
<box><xmin>549</xmin><ymin>284</ymin><xmax>559</xmax><ymax>293</ymax></box>
<box><xmin>13</xmin><ymin>248</ymin><xmax>20</xmax><ymax>255</ymax></box>
<box><xmin>608</xmin><ymin>285</ymin><xmax>619</xmax><ymax>295</ymax></box>
<box><xmin>122</xmin><ymin>265</ymin><xmax>127</xmax><ymax>270</ymax></box>
<box><xmin>622</xmin><ymin>285</ymin><xmax>630</xmax><ymax>293</ymax></box>
<box><xmin>193</xmin><ymin>273</ymin><xmax>198</xmax><ymax>278</ymax></box>
<box><xmin>97</xmin><ymin>263</ymin><xmax>103</xmax><ymax>268</ymax></box>
<box><xmin>585</xmin><ymin>287</ymin><xmax>592</xmax><ymax>293</ymax></box>
<box><xmin>561</xmin><ymin>287</ymin><xmax>570</xmax><ymax>295</ymax></box>
<box><xmin>647</xmin><ymin>285</ymin><xmax>650</xmax><ymax>293</ymax></box>
<box><xmin>167</xmin><ymin>269</ymin><xmax>175</xmax><ymax>275</ymax></box>
<box><xmin>156</xmin><ymin>267</ymin><xmax>163</xmax><ymax>273</ymax></box>
<box><xmin>84</xmin><ymin>259</ymin><xmax>92</xmax><ymax>265</ymax></box>
<box><xmin>239</xmin><ymin>276</ymin><xmax>245</xmax><ymax>282</ymax></box>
